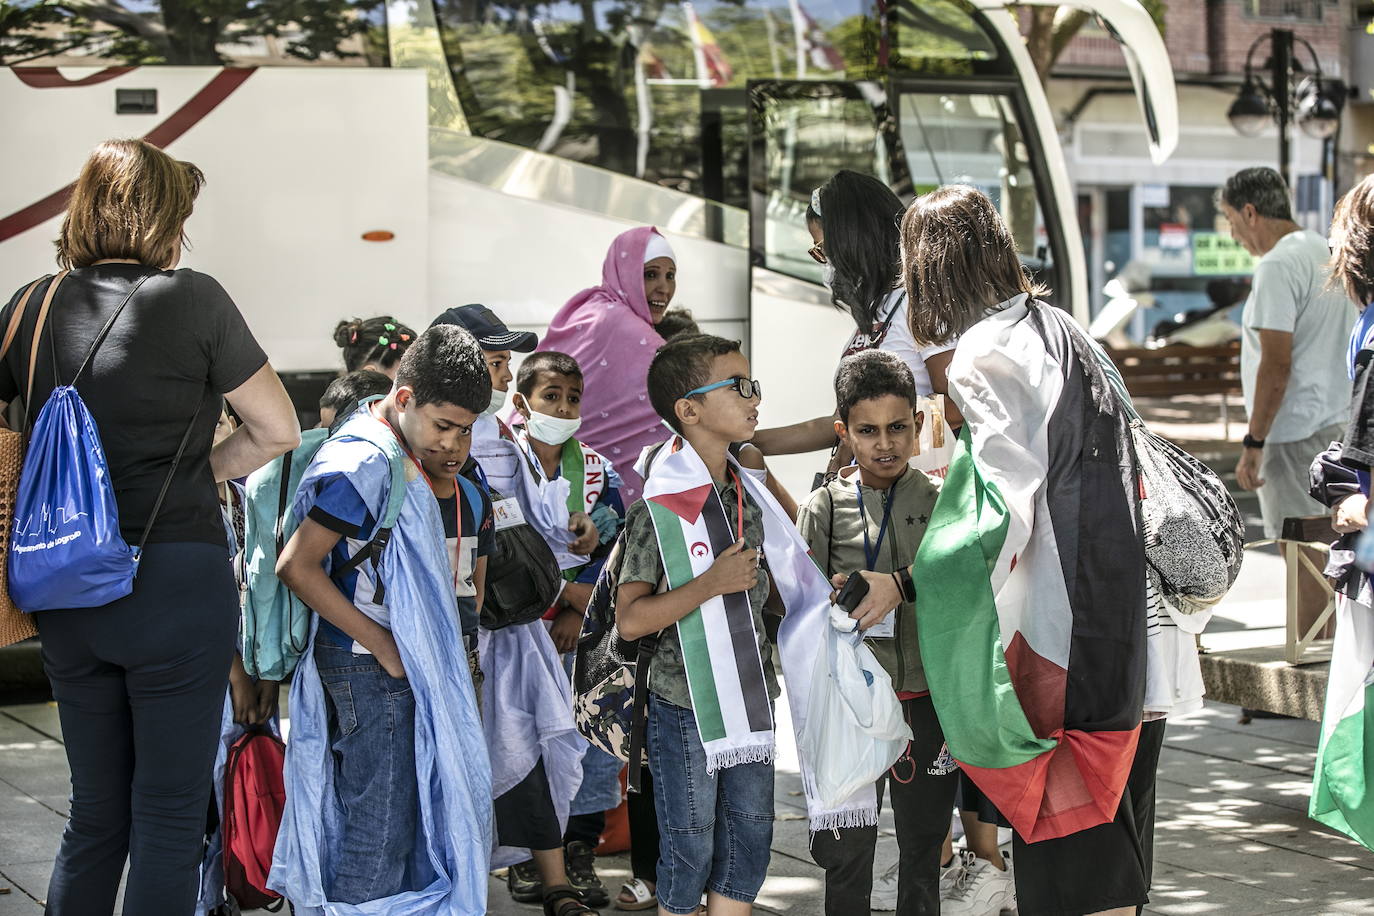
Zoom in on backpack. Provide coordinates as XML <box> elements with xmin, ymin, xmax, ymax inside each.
<box><xmin>570</xmin><ymin>536</ymin><xmax>658</xmax><ymax>791</ymax></box>
<box><xmin>10</xmin><ymin>272</ymin><xmax>200</xmax><ymax>612</ymax></box>
<box><xmin>240</xmin><ymin>405</ymin><xmax>406</xmax><ymax>679</ymax></box>
<box><xmin>571</xmin><ymin>446</ymin><xmax>667</xmax><ymax>793</ymax></box>
<box><xmin>466</xmin><ymin>467</ymin><xmax>562</xmax><ymax>631</ymax></box>
<box><xmin>222</xmin><ymin>728</ymin><xmax>287</xmax><ymax>911</ymax></box>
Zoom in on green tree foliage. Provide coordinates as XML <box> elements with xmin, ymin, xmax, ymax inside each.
<box><xmin>0</xmin><ymin>0</ymin><xmax>385</xmax><ymax>65</ymax></box>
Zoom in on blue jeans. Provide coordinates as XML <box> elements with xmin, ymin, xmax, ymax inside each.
<box><xmin>315</xmin><ymin>641</ymin><xmax>419</xmax><ymax>904</ymax></box>
<box><xmin>647</xmin><ymin>695</ymin><xmax>775</xmax><ymax>914</ymax></box>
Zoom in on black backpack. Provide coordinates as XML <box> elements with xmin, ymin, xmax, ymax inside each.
<box><xmin>460</xmin><ymin>472</ymin><xmax>562</xmax><ymax>630</ymax></box>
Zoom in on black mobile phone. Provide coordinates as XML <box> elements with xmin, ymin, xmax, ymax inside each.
<box><xmin>834</xmin><ymin>573</ymin><xmax>870</xmax><ymax>614</ymax></box>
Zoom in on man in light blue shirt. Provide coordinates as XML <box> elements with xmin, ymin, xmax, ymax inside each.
<box><xmin>1219</xmin><ymin>167</ymin><xmax>1357</xmax><ymax>538</ymax></box>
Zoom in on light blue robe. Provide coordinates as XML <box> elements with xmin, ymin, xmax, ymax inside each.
<box><xmin>269</xmin><ymin>415</ymin><xmax>493</xmax><ymax>914</ymax></box>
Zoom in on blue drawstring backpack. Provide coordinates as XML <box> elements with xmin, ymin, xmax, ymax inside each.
<box><xmin>10</xmin><ymin>272</ymin><xmax>199</xmax><ymax>612</ymax></box>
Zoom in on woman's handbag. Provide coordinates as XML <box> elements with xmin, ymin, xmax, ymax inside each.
<box><xmin>0</xmin><ymin>276</ymin><xmax>60</xmax><ymax>647</ymax></box>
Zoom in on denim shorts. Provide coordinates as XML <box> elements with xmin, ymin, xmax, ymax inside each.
<box><xmin>315</xmin><ymin>641</ymin><xmax>419</xmax><ymax>904</ymax></box>
<box><xmin>647</xmin><ymin>695</ymin><xmax>775</xmax><ymax>914</ymax></box>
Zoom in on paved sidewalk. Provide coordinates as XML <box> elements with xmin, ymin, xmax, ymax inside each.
<box><xmin>1</xmin><ymin>695</ymin><xmax>1371</xmax><ymax>915</ymax></box>
<box><xmin>2</xmin><ymin>398</ymin><xmax>1367</xmax><ymax>914</ymax></box>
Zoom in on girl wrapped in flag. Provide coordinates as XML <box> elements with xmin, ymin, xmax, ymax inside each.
<box><xmin>848</xmin><ymin>186</ymin><xmax>1161</xmax><ymax>916</ymax></box>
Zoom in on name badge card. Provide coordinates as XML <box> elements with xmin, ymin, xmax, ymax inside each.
<box><xmin>491</xmin><ymin>497</ymin><xmax>527</xmax><ymax>531</ymax></box>
<box><xmin>867</xmin><ymin>610</ymin><xmax>896</xmax><ymax>639</ymax></box>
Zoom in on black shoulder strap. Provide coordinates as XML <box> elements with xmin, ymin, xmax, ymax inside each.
<box><xmin>136</xmin><ymin>403</ymin><xmax>203</xmax><ymax>559</ymax></box>
<box><xmin>274</xmin><ymin>449</ymin><xmax>296</xmax><ymax>554</ymax></box>
<box><xmin>67</xmin><ymin>273</ymin><xmax>154</xmax><ymax>387</ymax></box>
<box><xmin>626</xmin><ymin>631</ymin><xmax>659</xmax><ymax>794</ymax></box>
<box><xmin>334</xmin><ymin>527</ymin><xmax>393</xmax><ymax>605</ymax></box>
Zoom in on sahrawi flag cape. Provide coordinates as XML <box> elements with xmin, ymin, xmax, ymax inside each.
<box><xmin>914</xmin><ymin>295</ymin><xmax>1148</xmax><ymax>843</ymax></box>
<box><xmin>638</xmin><ymin>437</ymin><xmax>883</xmax><ymax>829</ymax></box>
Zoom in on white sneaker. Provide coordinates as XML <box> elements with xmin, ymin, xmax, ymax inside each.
<box><xmin>938</xmin><ymin>849</ymin><xmax>977</xmax><ymax>902</ymax></box>
<box><xmin>870</xmin><ymin>858</ymin><xmax>899</xmax><ymax>911</ymax></box>
<box><xmin>942</xmin><ymin>857</ymin><xmax>1015</xmax><ymax>916</ymax></box>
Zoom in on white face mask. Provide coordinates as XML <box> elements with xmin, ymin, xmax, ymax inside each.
<box><xmin>482</xmin><ymin>387</ymin><xmax>507</xmax><ymax>417</ymax></box>
<box><xmin>822</xmin><ymin>262</ymin><xmax>836</xmax><ymax>291</ymax></box>
<box><xmin>519</xmin><ymin>396</ymin><xmax>582</xmax><ymax>445</ymax></box>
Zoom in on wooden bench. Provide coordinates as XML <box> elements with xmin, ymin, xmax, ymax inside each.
<box><xmin>1106</xmin><ymin>343</ymin><xmax>1243</xmax><ymax>436</ymax></box>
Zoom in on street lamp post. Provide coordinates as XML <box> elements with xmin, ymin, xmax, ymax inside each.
<box><xmin>1227</xmin><ymin>28</ymin><xmax>1344</xmax><ymax>193</ymax></box>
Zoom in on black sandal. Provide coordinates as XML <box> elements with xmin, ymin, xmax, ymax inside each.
<box><xmin>543</xmin><ymin>885</ymin><xmax>595</xmax><ymax>916</ymax></box>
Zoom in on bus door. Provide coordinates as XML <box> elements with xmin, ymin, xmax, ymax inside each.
<box><xmin>746</xmin><ymin>76</ymin><xmax>1063</xmax><ymax>491</ymax></box>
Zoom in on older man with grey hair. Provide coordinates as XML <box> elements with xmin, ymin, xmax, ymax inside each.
<box><xmin>1217</xmin><ymin>167</ymin><xmax>1356</xmax><ymax>537</ymax></box>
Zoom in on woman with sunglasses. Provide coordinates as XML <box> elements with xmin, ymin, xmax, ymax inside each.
<box><xmin>752</xmin><ymin>170</ymin><xmax>962</xmax><ymax>462</ymax></box>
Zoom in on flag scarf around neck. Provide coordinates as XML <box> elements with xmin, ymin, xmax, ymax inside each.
<box><xmin>270</xmin><ymin>413</ymin><xmax>493</xmax><ymax>915</ymax></box>
<box><xmin>512</xmin><ymin>426</ymin><xmax>608</xmax><ymax>579</ymax></box>
<box><xmin>475</xmin><ymin>418</ymin><xmax>586</xmax><ymax>570</ymax></box>
<box><xmin>913</xmin><ymin>295</ymin><xmax>1147</xmax><ymax>844</ymax></box>
<box><xmin>637</xmin><ymin>437</ymin><xmax>879</xmax><ymax>830</ymax></box>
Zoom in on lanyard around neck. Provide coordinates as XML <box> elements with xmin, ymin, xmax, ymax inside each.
<box><xmin>726</xmin><ymin>468</ymin><xmax>744</xmax><ymax>543</ymax></box>
<box><xmin>856</xmin><ymin>480</ymin><xmax>895</xmax><ymax>571</ymax></box>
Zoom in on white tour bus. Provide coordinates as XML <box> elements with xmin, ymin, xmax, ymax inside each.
<box><xmin>1</xmin><ymin>0</ymin><xmax>1175</xmax><ymax>488</ymax></box>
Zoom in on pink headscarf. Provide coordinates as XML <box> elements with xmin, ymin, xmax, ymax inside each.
<box><xmin>537</xmin><ymin>226</ymin><xmax>668</xmax><ymax>502</ymax></box>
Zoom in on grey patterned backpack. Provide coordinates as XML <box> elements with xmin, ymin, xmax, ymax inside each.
<box><xmin>1130</xmin><ymin>420</ymin><xmax>1245</xmax><ymax>614</ymax></box>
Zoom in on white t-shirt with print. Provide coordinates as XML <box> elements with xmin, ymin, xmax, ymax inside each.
<box><xmin>842</xmin><ymin>289</ymin><xmax>956</xmax><ymax>394</ymax></box>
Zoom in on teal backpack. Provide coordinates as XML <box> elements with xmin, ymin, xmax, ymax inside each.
<box><xmin>239</xmin><ymin>405</ymin><xmax>407</xmax><ymax>680</ymax></box>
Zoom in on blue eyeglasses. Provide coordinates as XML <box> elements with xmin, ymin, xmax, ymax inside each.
<box><xmin>681</xmin><ymin>377</ymin><xmax>762</xmax><ymax>400</ymax></box>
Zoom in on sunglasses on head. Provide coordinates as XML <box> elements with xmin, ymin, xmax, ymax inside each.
<box><xmin>681</xmin><ymin>377</ymin><xmax>762</xmax><ymax>401</ymax></box>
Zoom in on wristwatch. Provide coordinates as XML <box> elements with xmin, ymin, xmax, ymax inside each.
<box><xmin>1242</xmin><ymin>434</ymin><xmax>1266</xmax><ymax>450</ymax></box>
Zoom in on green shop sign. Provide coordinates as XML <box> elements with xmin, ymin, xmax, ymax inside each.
<box><xmin>1193</xmin><ymin>232</ymin><xmax>1256</xmax><ymax>276</ymax></box>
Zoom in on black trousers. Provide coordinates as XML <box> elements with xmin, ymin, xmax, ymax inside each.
<box><xmin>36</xmin><ymin>543</ymin><xmax>239</xmax><ymax>916</ymax></box>
<box><xmin>628</xmin><ymin>766</ymin><xmax>659</xmax><ymax>882</ymax></box>
<box><xmin>562</xmin><ymin>767</ymin><xmax>660</xmax><ymax>882</ymax></box>
<box><xmin>1012</xmin><ymin>717</ymin><xmax>1167</xmax><ymax>916</ymax></box>
<box><xmin>809</xmin><ymin>695</ymin><xmax>959</xmax><ymax>916</ymax></box>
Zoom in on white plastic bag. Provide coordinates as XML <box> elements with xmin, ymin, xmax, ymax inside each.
<box><xmin>799</xmin><ymin>624</ymin><xmax>912</xmax><ymax>808</ymax></box>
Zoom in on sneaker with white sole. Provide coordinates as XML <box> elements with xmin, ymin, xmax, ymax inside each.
<box><xmin>941</xmin><ymin>857</ymin><xmax>1015</xmax><ymax>916</ymax></box>
<box><xmin>938</xmin><ymin>849</ymin><xmax>977</xmax><ymax>903</ymax></box>
<box><xmin>870</xmin><ymin>859</ymin><xmax>899</xmax><ymax>911</ymax></box>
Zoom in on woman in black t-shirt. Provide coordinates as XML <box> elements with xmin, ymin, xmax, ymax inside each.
<box><xmin>0</xmin><ymin>139</ymin><xmax>299</xmax><ymax>916</ymax></box>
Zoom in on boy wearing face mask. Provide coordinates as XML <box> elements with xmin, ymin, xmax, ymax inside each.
<box><xmin>509</xmin><ymin>351</ymin><xmax>627</xmax><ymax>906</ymax></box>
<box><xmin>432</xmin><ymin>305</ymin><xmax>600</xmax><ymax>560</ymax></box>
<box><xmin>511</xmin><ymin>352</ymin><xmax>627</xmax><ymax>645</ymax></box>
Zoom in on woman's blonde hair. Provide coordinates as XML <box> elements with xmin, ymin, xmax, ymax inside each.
<box><xmin>57</xmin><ymin>139</ymin><xmax>205</xmax><ymax>270</ymax></box>
<box><xmin>898</xmin><ymin>185</ymin><xmax>1046</xmax><ymax>346</ymax></box>
<box><xmin>1330</xmin><ymin>174</ymin><xmax>1374</xmax><ymax>307</ymax></box>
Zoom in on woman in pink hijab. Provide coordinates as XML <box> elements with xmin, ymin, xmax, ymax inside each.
<box><xmin>538</xmin><ymin>226</ymin><xmax>676</xmax><ymax>502</ymax></box>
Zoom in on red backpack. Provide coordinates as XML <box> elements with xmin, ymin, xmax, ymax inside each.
<box><xmin>222</xmin><ymin>729</ymin><xmax>287</xmax><ymax>910</ymax></box>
